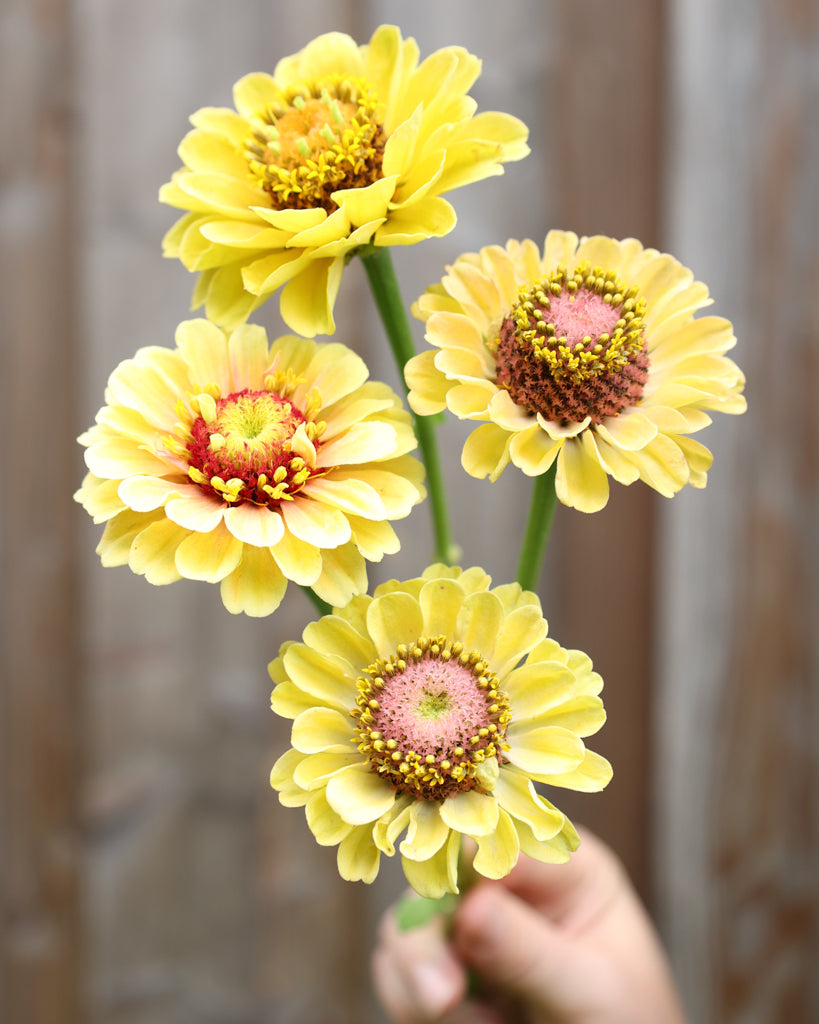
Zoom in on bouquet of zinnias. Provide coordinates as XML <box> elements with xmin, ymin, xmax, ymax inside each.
<box><xmin>76</xmin><ymin>24</ymin><xmax>745</xmax><ymax>920</ymax></box>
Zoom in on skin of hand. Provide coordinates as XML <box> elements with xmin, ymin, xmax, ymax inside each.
<box><xmin>371</xmin><ymin>829</ymin><xmax>689</xmax><ymax>1024</ymax></box>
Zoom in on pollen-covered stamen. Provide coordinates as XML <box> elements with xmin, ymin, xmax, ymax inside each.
<box><xmin>493</xmin><ymin>262</ymin><xmax>650</xmax><ymax>425</ymax></box>
<box><xmin>165</xmin><ymin>372</ymin><xmax>327</xmax><ymax>508</ymax></box>
<box><xmin>245</xmin><ymin>76</ymin><xmax>386</xmax><ymax>213</ymax></box>
<box><xmin>351</xmin><ymin>636</ymin><xmax>511</xmax><ymax>800</ymax></box>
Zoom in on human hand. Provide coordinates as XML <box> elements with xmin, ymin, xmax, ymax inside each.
<box><xmin>371</xmin><ymin>829</ymin><xmax>688</xmax><ymax>1024</ymax></box>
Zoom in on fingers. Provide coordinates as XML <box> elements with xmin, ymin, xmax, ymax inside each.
<box><xmin>451</xmin><ymin>881</ymin><xmax>608</xmax><ymax>1017</ymax></box>
<box><xmin>371</xmin><ymin>909</ymin><xmax>467</xmax><ymax>1023</ymax></box>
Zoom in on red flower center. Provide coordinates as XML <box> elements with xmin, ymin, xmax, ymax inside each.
<box><xmin>185</xmin><ymin>388</ymin><xmax>323</xmax><ymax>507</ymax></box>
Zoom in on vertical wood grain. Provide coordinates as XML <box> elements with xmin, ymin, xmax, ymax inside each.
<box><xmin>659</xmin><ymin>1</ymin><xmax>819</xmax><ymax>1020</ymax></box>
<box><xmin>0</xmin><ymin>0</ymin><xmax>83</xmax><ymax>1021</ymax></box>
<box><xmin>537</xmin><ymin>0</ymin><xmax>667</xmax><ymax>901</ymax></box>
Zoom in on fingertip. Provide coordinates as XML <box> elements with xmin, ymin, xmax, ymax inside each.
<box><xmin>451</xmin><ymin>884</ymin><xmax>502</xmax><ymax>961</ymax></box>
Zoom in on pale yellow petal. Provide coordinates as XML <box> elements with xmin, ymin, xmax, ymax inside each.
<box><xmin>280</xmin><ymin>498</ymin><xmax>351</xmax><ymax>548</ymax></box>
<box><xmin>399</xmin><ymin>801</ymin><xmax>450</xmax><ymax>861</ymax></box>
<box><xmin>462</xmin><ymin>423</ymin><xmax>513</xmax><ymax>481</ymax></box>
<box><xmin>315</xmin><ymin>422</ymin><xmax>399</xmax><ymax>468</ymax></box>
<box><xmin>312</xmin><ymin>545</ymin><xmax>368</xmax><ymax>607</ymax></box>
<box><xmin>337</xmin><ymin>826</ymin><xmax>381</xmax><ymax>884</ymax></box>
<box><xmin>222</xmin><ymin>503</ymin><xmax>284</xmax><ymax>547</ymax></box>
<box><xmin>117</xmin><ymin>475</ymin><xmax>181</xmax><ymax>513</ymax></box>
<box><xmin>293</xmin><ymin>751</ymin><xmax>360</xmax><ymax>790</ymax></box>
<box><xmin>508</xmin><ymin>426</ymin><xmax>562</xmax><ymax>477</ymax></box>
<box><xmin>439</xmin><ymin>791</ymin><xmax>499</xmax><ymax>837</ymax></box>
<box><xmin>494</xmin><ymin>770</ymin><xmax>565</xmax><ymax>841</ymax></box>
<box><xmin>270</xmin><ymin>528</ymin><xmax>323</xmax><ymax>586</ymax></box>
<box><xmin>282</xmin><ymin>645</ymin><xmax>357</xmax><ymax>714</ymax></box>
<box><xmin>220</xmin><ymin>545</ymin><xmax>287</xmax><ymax>616</ymax></box>
<box><xmin>401</xmin><ymin>831</ymin><xmax>461</xmax><ymax>898</ymax></box>
<box><xmin>505</xmin><ymin>726</ymin><xmax>585</xmax><ymax>777</ymax></box>
<box><xmin>175</xmin><ymin>318</ymin><xmax>232</xmax><ymax>394</ymax></box>
<box><xmin>455</xmin><ymin>590</ymin><xmax>505</xmax><ymax>658</ymax></box>
<box><xmin>165</xmin><ymin>491</ymin><xmax>227</xmax><ymax>532</ymax></box>
<box><xmin>305</xmin><ymin>790</ymin><xmax>354</xmax><ymax>846</ymax></box>
<box><xmin>325</xmin><ymin>763</ymin><xmax>396</xmax><ymax>825</ymax></box>
<box><xmin>534</xmin><ymin>749</ymin><xmax>613</xmax><ymax>792</ymax></box>
<box><xmin>174</xmin><ymin>522</ymin><xmax>243</xmax><ymax>582</ymax></box>
<box><xmin>292</xmin><ymin>707</ymin><xmax>354</xmax><ymax>754</ymax></box>
<box><xmin>595</xmin><ymin>411</ymin><xmax>658</xmax><ymax>451</ymax></box>
<box><xmin>472</xmin><ymin>808</ymin><xmax>520</xmax><ymax>879</ymax></box>
<box><xmin>279</xmin><ymin>258</ymin><xmax>344</xmax><ymax>338</ymax></box>
<box><xmin>366</xmin><ymin>591</ymin><xmax>424</xmax><ymax>659</ymax></box>
<box><xmin>418</xmin><ymin>577</ymin><xmax>466</xmax><ymax>639</ymax></box>
<box><xmin>301</xmin><ymin>615</ymin><xmax>376</xmax><ymax>671</ymax></box>
<box><xmin>127</xmin><ymin>518</ymin><xmax>189</xmax><ymax>584</ymax></box>
<box><xmin>555</xmin><ymin>434</ymin><xmax>611</xmax><ymax>513</ymax></box>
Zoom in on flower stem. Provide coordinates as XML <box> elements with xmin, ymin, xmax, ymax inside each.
<box><xmin>516</xmin><ymin>462</ymin><xmax>559</xmax><ymax>592</ymax></box>
<box><xmin>359</xmin><ymin>247</ymin><xmax>457</xmax><ymax>566</ymax></box>
<box><xmin>302</xmin><ymin>586</ymin><xmax>332</xmax><ymax>618</ymax></box>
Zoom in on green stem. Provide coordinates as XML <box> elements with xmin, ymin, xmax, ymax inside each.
<box><xmin>302</xmin><ymin>586</ymin><xmax>332</xmax><ymax>618</ymax></box>
<box><xmin>359</xmin><ymin>247</ymin><xmax>457</xmax><ymax>565</ymax></box>
<box><xmin>516</xmin><ymin>462</ymin><xmax>559</xmax><ymax>592</ymax></box>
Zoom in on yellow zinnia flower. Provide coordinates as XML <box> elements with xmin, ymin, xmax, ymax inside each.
<box><xmin>406</xmin><ymin>231</ymin><xmax>747</xmax><ymax>512</ymax></box>
<box><xmin>159</xmin><ymin>25</ymin><xmax>529</xmax><ymax>337</ymax></box>
<box><xmin>75</xmin><ymin>320</ymin><xmax>425</xmax><ymax>616</ymax></box>
<box><xmin>269</xmin><ymin>564</ymin><xmax>611</xmax><ymax>897</ymax></box>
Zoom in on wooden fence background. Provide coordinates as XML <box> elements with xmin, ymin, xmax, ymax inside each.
<box><xmin>1</xmin><ymin>1</ymin><xmax>816</xmax><ymax>1022</ymax></box>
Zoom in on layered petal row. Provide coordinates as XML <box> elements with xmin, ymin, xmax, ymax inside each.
<box><xmin>406</xmin><ymin>231</ymin><xmax>747</xmax><ymax>512</ymax></box>
<box><xmin>269</xmin><ymin>564</ymin><xmax>611</xmax><ymax>895</ymax></box>
<box><xmin>76</xmin><ymin>319</ymin><xmax>425</xmax><ymax>615</ymax></box>
<box><xmin>160</xmin><ymin>25</ymin><xmax>529</xmax><ymax>337</ymax></box>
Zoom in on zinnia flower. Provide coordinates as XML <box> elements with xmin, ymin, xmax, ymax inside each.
<box><xmin>75</xmin><ymin>319</ymin><xmax>425</xmax><ymax>616</ymax></box>
<box><xmin>269</xmin><ymin>564</ymin><xmax>611</xmax><ymax>897</ymax></box>
<box><xmin>406</xmin><ymin>231</ymin><xmax>747</xmax><ymax>512</ymax></box>
<box><xmin>159</xmin><ymin>25</ymin><xmax>528</xmax><ymax>336</ymax></box>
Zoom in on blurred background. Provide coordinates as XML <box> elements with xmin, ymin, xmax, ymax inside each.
<box><xmin>1</xmin><ymin>1</ymin><xmax>817</xmax><ymax>1022</ymax></box>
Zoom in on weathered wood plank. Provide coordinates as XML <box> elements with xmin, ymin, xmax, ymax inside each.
<box><xmin>537</xmin><ymin>0</ymin><xmax>667</xmax><ymax>902</ymax></box>
<box><xmin>0</xmin><ymin>0</ymin><xmax>83</xmax><ymax>1021</ymax></box>
<box><xmin>658</xmin><ymin>1</ymin><xmax>819</xmax><ymax>1021</ymax></box>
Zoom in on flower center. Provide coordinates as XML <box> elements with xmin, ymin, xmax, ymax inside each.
<box><xmin>493</xmin><ymin>262</ymin><xmax>650</xmax><ymax>424</ymax></box>
<box><xmin>351</xmin><ymin>636</ymin><xmax>511</xmax><ymax>800</ymax></box>
<box><xmin>245</xmin><ymin>77</ymin><xmax>386</xmax><ymax>213</ymax></box>
<box><xmin>166</xmin><ymin>371</ymin><xmax>326</xmax><ymax>508</ymax></box>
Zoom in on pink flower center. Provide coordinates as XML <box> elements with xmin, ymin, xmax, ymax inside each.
<box><xmin>494</xmin><ymin>262</ymin><xmax>650</xmax><ymax>425</ymax></box>
<box><xmin>352</xmin><ymin>636</ymin><xmax>510</xmax><ymax>800</ymax></box>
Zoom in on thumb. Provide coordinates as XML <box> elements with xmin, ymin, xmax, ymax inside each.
<box><xmin>451</xmin><ymin>883</ymin><xmax>605</xmax><ymax>1016</ymax></box>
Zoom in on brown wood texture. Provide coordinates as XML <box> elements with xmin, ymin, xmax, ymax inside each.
<box><xmin>536</xmin><ymin>1</ymin><xmax>667</xmax><ymax>902</ymax></box>
<box><xmin>0</xmin><ymin>0</ymin><xmax>83</xmax><ymax>1021</ymax></box>
<box><xmin>3</xmin><ymin>1</ymin><xmax>817</xmax><ymax>1023</ymax></box>
<box><xmin>656</xmin><ymin>2</ymin><xmax>819</xmax><ymax>1022</ymax></box>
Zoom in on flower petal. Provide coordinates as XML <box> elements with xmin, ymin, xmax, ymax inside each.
<box><xmin>439</xmin><ymin>790</ymin><xmax>499</xmax><ymax>837</ymax></box>
<box><xmin>401</xmin><ymin>831</ymin><xmax>461</xmax><ymax>898</ymax></box>
<box><xmin>325</xmin><ymin>763</ymin><xmax>397</xmax><ymax>825</ymax></box>
<box><xmin>472</xmin><ymin>808</ymin><xmax>520</xmax><ymax>879</ymax></box>
<box><xmin>219</xmin><ymin>545</ymin><xmax>287</xmax><ymax>616</ymax></box>
<box><xmin>505</xmin><ymin>726</ymin><xmax>586</xmax><ymax>777</ymax></box>
<box><xmin>399</xmin><ymin>801</ymin><xmax>450</xmax><ymax>862</ymax></box>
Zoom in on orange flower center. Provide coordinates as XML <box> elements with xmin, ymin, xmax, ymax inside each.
<box><xmin>493</xmin><ymin>263</ymin><xmax>650</xmax><ymax>424</ymax></box>
<box><xmin>177</xmin><ymin>381</ymin><xmax>326</xmax><ymax>508</ymax></box>
<box><xmin>352</xmin><ymin>636</ymin><xmax>510</xmax><ymax>800</ymax></box>
<box><xmin>245</xmin><ymin>77</ymin><xmax>386</xmax><ymax>212</ymax></box>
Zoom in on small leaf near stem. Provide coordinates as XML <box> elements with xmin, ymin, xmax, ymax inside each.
<box><xmin>359</xmin><ymin>246</ymin><xmax>458</xmax><ymax>566</ymax></box>
<box><xmin>516</xmin><ymin>461</ymin><xmax>559</xmax><ymax>593</ymax></box>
